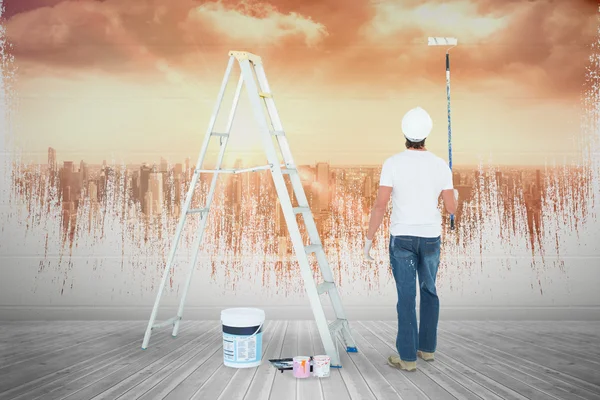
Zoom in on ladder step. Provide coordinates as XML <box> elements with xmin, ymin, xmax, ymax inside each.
<box><xmin>317</xmin><ymin>281</ymin><xmax>335</xmax><ymax>295</ymax></box>
<box><xmin>293</xmin><ymin>206</ymin><xmax>310</xmax><ymax>215</ymax></box>
<box><xmin>259</xmin><ymin>92</ymin><xmax>272</xmax><ymax>98</ymax></box>
<box><xmin>270</xmin><ymin>130</ymin><xmax>285</xmax><ymax>136</ymax></box>
<box><xmin>281</xmin><ymin>168</ymin><xmax>297</xmax><ymax>175</ymax></box>
<box><xmin>187</xmin><ymin>208</ymin><xmax>208</xmax><ymax>214</ymax></box>
<box><xmin>211</xmin><ymin>132</ymin><xmax>229</xmax><ymax>137</ymax></box>
<box><xmin>195</xmin><ymin>168</ymin><xmax>235</xmax><ymax>174</ymax></box>
<box><xmin>152</xmin><ymin>316</ymin><xmax>180</xmax><ymax>329</ymax></box>
<box><xmin>304</xmin><ymin>244</ymin><xmax>321</xmax><ymax>254</ymax></box>
<box><xmin>328</xmin><ymin>319</ymin><xmax>345</xmax><ymax>334</ymax></box>
<box><xmin>196</xmin><ymin>165</ymin><xmax>272</xmax><ymax>175</ymax></box>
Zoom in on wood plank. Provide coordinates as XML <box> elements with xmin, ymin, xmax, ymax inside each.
<box><xmin>0</xmin><ymin>322</ymin><xmax>148</xmax><ymax>393</ymax></box>
<box><xmin>334</xmin><ymin>326</ymin><xmax>379</xmax><ymax>400</ymax></box>
<box><xmin>0</xmin><ymin>322</ymin><xmax>135</xmax><ymax>366</ymax></box>
<box><xmin>369</xmin><ymin>320</ymin><xmax>479</xmax><ymax>400</ymax></box>
<box><xmin>269</xmin><ymin>320</ymin><xmax>299</xmax><ymax>399</ymax></box>
<box><xmin>75</xmin><ymin>322</ymin><xmax>221</xmax><ymax>400</ymax></box>
<box><xmin>341</xmin><ymin>323</ymin><xmax>408</xmax><ymax>400</ymax></box>
<box><xmin>2</xmin><ymin>322</ymin><xmax>199</xmax><ymax>400</ymax></box>
<box><xmin>429</xmin><ymin>321</ymin><xmax>585</xmax><ymax>400</ymax></box>
<box><xmin>436</xmin><ymin>328</ymin><xmax>574</xmax><ymax>400</ymax></box>
<box><xmin>217</xmin><ymin>321</ymin><xmax>286</xmax><ymax>400</ymax></box>
<box><xmin>380</xmin><ymin>321</ymin><xmax>532</xmax><ymax>400</ymax></box>
<box><xmin>0</xmin><ymin>321</ymin><xmax>121</xmax><ymax>366</ymax></box>
<box><xmin>187</xmin><ymin>321</ymin><xmax>279</xmax><ymax>400</ymax></box>
<box><xmin>0</xmin><ymin>321</ymin><xmax>106</xmax><ymax>356</ymax></box>
<box><xmin>27</xmin><ymin>321</ymin><xmax>206</xmax><ymax>399</ymax></box>
<box><xmin>438</xmin><ymin>322</ymin><xmax>600</xmax><ymax>400</ymax></box>
<box><xmin>433</xmin><ymin>332</ymin><xmax>558</xmax><ymax>399</ymax></box>
<box><xmin>519</xmin><ymin>321</ymin><xmax>600</xmax><ymax>339</ymax></box>
<box><xmin>297</xmin><ymin>321</ymin><xmax>323</xmax><ymax>400</ymax></box>
<box><xmin>506</xmin><ymin>321</ymin><xmax>600</xmax><ymax>343</ymax></box>
<box><xmin>160</xmin><ymin>321</ymin><xmax>257</xmax><ymax>400</ymax></box>
<box><xmin>442</xmin><ymin>321</ymin><xmax>600</xmax><ymax>387</ymax></box>
<box><xmin>242</xmin><ymin>321</ymin><xmax>289</xmax><ymax>400</ymax></box>
<box><xmin>130</xmin><ymin>323</ymin><xmax>234</xmax><ymax>399</ymax></box>
<box><xmin>308</xmin><ymin>322</ymin><xmax>350</xmax><ymax>400</ymax></box>
<box><xmin>1</xmin><ymin>320</ymin><xmax>599</xmax><ymax>400</ymax></box>
<box><xmin>358</xmin><ymin>321</ymin><xmax>483</xmax><ymax>400</ymax></box>
<box><xmin>99</xmin><ymin>321</ymin><xmax>221</xmax><ymax>399</ymax></box>
<box><xmin>481</xmin><ymin>321</ymin><xmax>600</xmax><ymax>358</ymax></box>
<box><xmin>350</xmin><ymin>322</ymin><xmax>429</xmax><ymax>400</ymax></box>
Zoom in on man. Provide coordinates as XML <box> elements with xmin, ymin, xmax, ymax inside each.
<box><xmin>363</xmin><ymin>106</ymin><xmax>458</xmax><ymax>372</ymax></box>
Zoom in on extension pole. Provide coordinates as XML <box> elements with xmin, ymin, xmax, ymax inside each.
<box><xmin>428</xmin><ymin>37</ymin><xmax>458</xmax><ymax>230</ymax></box>
<box><xmin>445</xmin><ymin>50</ymin><xmax>455</xmax><ymax>230</ymax></box>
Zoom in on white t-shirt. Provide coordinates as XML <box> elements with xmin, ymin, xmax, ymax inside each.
<box><xmin>379</xmin><ymin>150</ymin><xmax>453</xmax><ymax>238</ymax></box>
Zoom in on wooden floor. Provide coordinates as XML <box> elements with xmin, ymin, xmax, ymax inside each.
<box><xmin>0</xmin><ymin>320</ymin><xmax>599</xmax><ymax>400</ymax></box>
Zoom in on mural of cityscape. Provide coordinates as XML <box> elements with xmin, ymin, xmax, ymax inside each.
<box><xmin>8</xmin><ymin>144</ymin><xmax>597</xmax><ymax>295</ymax></box>
<box><xmin>0</xmin><ymin>0</ymin><xmax>599</xmax><ymax>302</ymax></box>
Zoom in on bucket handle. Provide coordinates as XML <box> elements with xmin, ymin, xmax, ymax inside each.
<box><xmin>246</xmin><ymin>322</ymin><xmax>263</xmax><ymax>339</ymax></box>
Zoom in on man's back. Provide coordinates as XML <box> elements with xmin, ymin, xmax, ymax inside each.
<box><xmin>379</xmin><ymin>150</ymin><xmax>453</xmax><ymax>238</ymax></box>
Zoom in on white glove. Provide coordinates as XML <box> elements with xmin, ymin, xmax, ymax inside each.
<box><xmin>454</xmin><ymin>189</ymin><xmax>459</xmax><ymax>201</ymax></box>
<box><xmin>363</xmin><ymin>238</ymin><xmax>375</xmax><ymax>261</ymax></box>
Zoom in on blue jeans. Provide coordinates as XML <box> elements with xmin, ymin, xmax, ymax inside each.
<box><xmin>389</xmin><ymin>235</ymin><xmax>441</xmax><ymax>362</ymax></box>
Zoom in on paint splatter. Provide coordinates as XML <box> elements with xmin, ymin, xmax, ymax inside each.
<box><xmin>2</xmin><ymin>157</ymin><xmax>598</xmax><ymax>298</ymax></box>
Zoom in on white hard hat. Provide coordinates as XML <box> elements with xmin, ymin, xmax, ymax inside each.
<box><xmin>402</xmin><ymin>107</ymin><xmax>433</xmax><ymax>142</ymax></box>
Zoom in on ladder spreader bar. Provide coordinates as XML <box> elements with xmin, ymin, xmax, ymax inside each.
<box><xmin>195</xmin><ymin>164</ymin><xmax>272</xmax><ymax>174</ymax></box>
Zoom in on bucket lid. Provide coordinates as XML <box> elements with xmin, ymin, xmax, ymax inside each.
<box><xmin>221</xmin><ymin>308</ymin><xmax>265</xmax><ymax>328</ymax></box>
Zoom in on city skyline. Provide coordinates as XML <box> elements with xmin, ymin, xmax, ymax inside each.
<box><xmin>35</xmin><ymin>146</ymin><xmax>552</xmax><ymax>243</ymax></box>
<box><xmin>10</xmin><ymin>142</ymin><xmax>584</xmax><ymax>295</ymax></box>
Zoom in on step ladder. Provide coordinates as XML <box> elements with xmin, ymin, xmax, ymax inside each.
<box><xmin>141</xmin><ymin>50</ymin><xmax>358</xmax><ymax>367</ymax></box>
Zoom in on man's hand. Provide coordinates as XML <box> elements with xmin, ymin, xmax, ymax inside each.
<box><xmin>363</xmin><ymin>238</ymin><xmax>375</xmax><ymax>261</ymax></box>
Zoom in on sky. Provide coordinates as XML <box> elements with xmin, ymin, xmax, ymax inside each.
<box><xmin>2</xmin><ymin>0</ymin><xmax>599</xmax><ymax>167</ymax></box>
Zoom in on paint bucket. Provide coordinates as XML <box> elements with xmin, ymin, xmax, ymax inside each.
<box><xmin>293</xmin><ymin>356</ymin><xmax>311</xmax><ymax>378</ymax></box>
<box><xmin>313</xmin><ymin>355</ymin><xmax>331</xmax><ymax>377</ymax></box>
<box><xmin>221</xmin><ymin>308</ymin><xmax>265</xmax><ymax>368</ymax></box>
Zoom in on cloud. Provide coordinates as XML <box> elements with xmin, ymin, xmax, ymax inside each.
<box><xmin>335</xmin><ymin>0</ymin><xmax>599</xmax><ymax>97</ymax></box>
<box><xmin>5</xmin><ymin>1</ymin><xmax>152</xmax><ymax>72</ymax></box>
<box><xmin>362</xmin><ymin>1</ymin><xmax>509</xmax><ymax>41</ymax></box>
<box><xmin>5</xmin><ymin>0</ymin><xmax>328</xmax><ymax>76</ymax></box>
<box><xmin>3</xmin><ymin>0</ymin><xmax>598</xmax><ymax>97</ymax></box>
<box><xmin>182</xmin><ymin>2</ymin><xmax>327</xmax><ymax>48</ymax></box>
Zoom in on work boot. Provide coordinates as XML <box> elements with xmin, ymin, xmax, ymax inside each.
<box><xmin>417</xmin><ymin>350</ymin><xmax>435</xmax><ymax>361</ymax></box>
<box><xmin>387</xmin><ymin>355</ymin><xmax>416</xmax><ymax>372</ymax></box>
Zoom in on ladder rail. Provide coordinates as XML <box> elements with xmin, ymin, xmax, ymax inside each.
<box><xmin>172</xmin><ymin>72</ymin><xmax>244</xmax><ymax>337</ymax></box>
<box><xmin>239</xmin><ymin>58</ymin><xmax>341</xmax><ymax>366</ymax></box>
<box><xmin>254</xmin><ymin>61</ymin><xmax>356</xmax><ymax>351</ymax></box>
<box><xmin>254</xmin><ymin>64</ymin><xmax>296</xmax><ymax>168</ymax></box>
<box><xmin>255</xmin><ymin>64</ymin><xmax>337</xmax><ymax>284</ymax></box>
<box><xmin>141</xmin><ymin>54</ymin><xmax>236</xmax><ymax>349</ymax></box>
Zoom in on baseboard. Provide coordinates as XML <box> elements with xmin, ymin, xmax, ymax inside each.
<box><xmin>1</xmin><ymin>305</ymin><xmax>599</xmax><ymax>321</ymax></box>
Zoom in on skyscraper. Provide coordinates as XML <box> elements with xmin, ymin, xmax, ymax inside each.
<box><xmin>149</xmin><ymin>172</ymin><xmax>164</xmax><ymax>215</ymax></box>
<box><xmin>139</xmin><ymin>164</ymin><xmax>152</xmax><ymax>213</ymax></box>
<box><xmin>48</xmin><ymin>147</ymin><xmax>56</xmax><ymax>171</ymax></box>
<box><xmin>316</xmin><ymin>162</ymin><xmax>330</xmax><ymax>213</ymax></box>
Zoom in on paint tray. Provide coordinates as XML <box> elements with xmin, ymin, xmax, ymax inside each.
<box><xmin>268</xmin><ymin>358</ymin><xmax>294</xmax><ymax>373</ymax></box>
<box><xmin>268</xmin><ymin>357</ymin><xmax>314</xmax><ymax>373</ymax></box>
